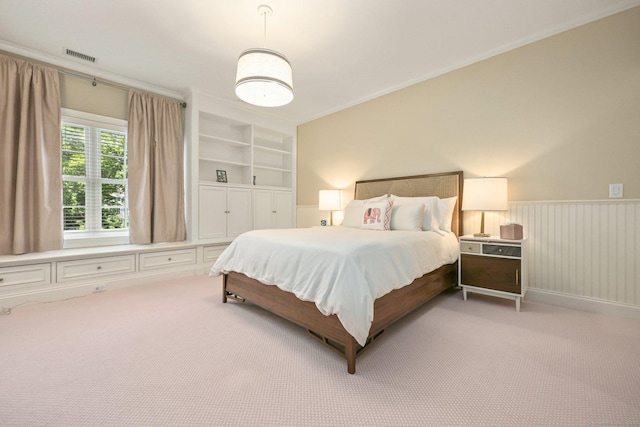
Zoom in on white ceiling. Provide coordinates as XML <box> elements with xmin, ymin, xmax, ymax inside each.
<box><xmin>1</xmin><ymin>0</ymin><xmax>639</xmax><ymax>124</ymax></box>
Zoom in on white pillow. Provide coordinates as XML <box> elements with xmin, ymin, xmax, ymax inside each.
<box><xmin>360</xmin><ymin>197</ymin><xmax>394</xmax><ymax>231</ymax></box>
<box><xmin>390</xmin><ymin>204</ymin><xmax>425</xmax><ymax>231</ymax></box>
<box><xmin>438</xmin><ymin>196</ymin><xmax>458</xmax><ymax>232</ymax></box>
<box><xmin>342</xmin><ymin>205</ymin><xmax>363</xmax><ymax>228</ymax></box>
<box><xmin>390</xmin><ymin>195</ymin><xmax>442</xmax><ymax>232</ymax></box>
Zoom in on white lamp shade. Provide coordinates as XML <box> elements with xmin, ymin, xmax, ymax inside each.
<box><xmin>318</xmin><ymin>190</ymin><xmax>342</xmax><ymax>211</ymax></box>
<box><xmin>462</xmin><ymin>178</ymin><xmax>508</xmax><ymax>211</ymax></box>
<box><xmin>235</xmin><ymin>48</ymin><xmax>293</xmax><ymax>107</ymax></box>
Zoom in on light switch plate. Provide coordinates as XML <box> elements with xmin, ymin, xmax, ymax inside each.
<box><xmin>609</xmin><ymin>183</ymin><xmax>623</xmax><ymax>198</ymax></box>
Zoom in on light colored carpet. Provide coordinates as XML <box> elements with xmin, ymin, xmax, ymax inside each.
<box><xmin>1</xmin><ymin>274</ymin><xmax>639</xmax><ymax>426</ymax></box>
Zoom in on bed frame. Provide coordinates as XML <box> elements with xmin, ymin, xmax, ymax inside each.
<box><xmin>222</xmin><ymin>171</ymin><xmax>463</xmax><ymax>373</ymax></box>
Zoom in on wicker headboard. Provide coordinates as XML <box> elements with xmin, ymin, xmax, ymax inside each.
<box><xmin>354</xmin><ymin>171</ymin><xmax>463</xmax><ymax>237</ymax></box>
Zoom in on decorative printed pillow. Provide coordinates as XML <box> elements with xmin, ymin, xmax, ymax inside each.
<box><xmin>346</xmin><ymin>194</ymin><xmax>389</xmax><ymax>207</ymax></box>
<box><xmin>360</xmin><ymin>197</ymin><xmax>393</xmax><ymax>231</ymax></box>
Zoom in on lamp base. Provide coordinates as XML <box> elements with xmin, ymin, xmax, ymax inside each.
<box><xmin>473</xmin><ymin>232</ymin><xmax>491</xmax><ymax>238</ymax></box>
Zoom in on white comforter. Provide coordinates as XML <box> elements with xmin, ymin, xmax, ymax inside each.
<box><xmin>210</xmin><ymin>227</ymin><xmax>459</xmax><ymax>346</ymax></box>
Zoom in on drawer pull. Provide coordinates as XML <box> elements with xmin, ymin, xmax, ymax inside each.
<box><xmin>168</xmin><ymin>257</ymin><xmax>172</xmax><ymax>261</ymax></box>
<box><xmin>467</xmin><ymin>246</ymin><xmax>473</xmax><ymax>251</ymax></box>
<box><xmin>498</xmin><ymin>248</ymin><xmax>503</xmax><ymax>253</ymax></box>
<box><xmin>0</xmin><ymin>277</ymin><xmax>3</xmax><ymax>282</ymax></box>
<box><xmin>97</xmin><ymin>266</ymin><xmax>102</xmax><ymax>270</ymax></box>
<box><xmin>515</xmin><ymin>269</ymin><xmax>519</xmax><ymax>285</ymax></box>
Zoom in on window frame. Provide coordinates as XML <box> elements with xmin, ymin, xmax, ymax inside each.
<box><xmin>61</xmin><ymin>108</ymin><xmax>129</xmax><ymax>248</ymax></box>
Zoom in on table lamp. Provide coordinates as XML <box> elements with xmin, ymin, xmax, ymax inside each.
<box><xmin>461</xmin><ymin>178</ymin><xmax>508</xmax><ymax>237</ymax></box>
<box><xmin>318</xmin><ymin>190</ymin><xmax>342</xmax><ymax>226</ymax></box>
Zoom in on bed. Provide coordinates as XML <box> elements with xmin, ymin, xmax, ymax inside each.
<box><xmin>211</xmin><ymin>171</ymin><xmax>463</xmax><ymax>373</ymax></box>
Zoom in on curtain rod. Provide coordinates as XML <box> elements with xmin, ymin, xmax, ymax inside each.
<box><xmin>57</xmin><ymin>69</ymin><xmax>187</xmax><ymax>108</ymax></box>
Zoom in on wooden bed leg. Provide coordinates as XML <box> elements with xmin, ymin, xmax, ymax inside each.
<box><xmin>346</xmin><ymin>335</ymin><xmax>357</xmax><ymax>374</ymax></box>
<box><xmin>222</xmin><ymin>274</ymin><xmax>227</xmax><ymax>303</ymax></box>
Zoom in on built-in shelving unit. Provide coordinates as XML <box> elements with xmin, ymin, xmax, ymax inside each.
<box><xmin>198</xmin><ymin>113</ymin><xmax>253</xmax><ymax>186</ymax></box>
<box><xmin>198</xmin><ymin>113</ymin><xmax>294</xmax><ymax>190</ymax></box>
<box><xmin>194</xmin><ymin>106</ymin><xmax>296</xmax><ymax>243</ymax></box>
<box><xmin>253</xmin><ymin>126</ymin><xmax>294</xmax><ymax>188</ymax></box>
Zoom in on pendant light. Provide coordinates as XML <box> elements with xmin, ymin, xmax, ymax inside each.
<box><xmin>235</xmin><ymin>5</ymin><xmax>293</xmax><ymax>107</ymax></box>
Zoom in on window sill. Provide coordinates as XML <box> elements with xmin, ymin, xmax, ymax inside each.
<box><xmin>63</xmin><ymin>231</ymin><xmax>130</xmax><ymax>249</ymax></box>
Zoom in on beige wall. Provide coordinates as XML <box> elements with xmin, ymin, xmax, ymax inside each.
<box><xmin>1</xmin><ymin>50</ymin><xmax>128</xmax><ymax>119</ymax></box>
<box><xmin>60</xmin><ymin>75</ymin><xmax>128</xmax><ymax>120</ymax></box>
<box><xmin>297</xmin><ymin>7</ymin><xmax>640</xmax><ymax>205</ymax></box>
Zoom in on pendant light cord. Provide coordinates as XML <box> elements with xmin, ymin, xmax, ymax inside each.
<box><xmin>257</xmin><ymin>4</ymin><xmax>273</xmax><ymax>48</ymax></box>
<box><xmin>262</xmin><ymin>9</ymin><xmax>268</xmax><ymax>47</ymax></box>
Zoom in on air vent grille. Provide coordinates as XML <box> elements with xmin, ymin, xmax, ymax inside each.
<box><xmin>65</xmin><ymin>49</ymin><xmax>96</xmax><ymax>63</ymax></box>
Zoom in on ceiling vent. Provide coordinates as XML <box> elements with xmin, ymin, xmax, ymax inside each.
<box><xmin>65</xmin><ymin>48</ymin><xmax>96</xmax><ymax>63</ymax></box>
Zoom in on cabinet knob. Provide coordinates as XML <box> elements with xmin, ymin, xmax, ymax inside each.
<box><xmin>467</xmin><ymin>246</ymin><xmax>473</xmax><ymax>251</ymax></box>
<box><xmin>0</xmin><ymin>277</ymin><xmax>4</xmax><ymax>282</ymax></box>
<box><xmin>168</xmin><ymin>257</ymin><xmax>172</xmax><ymax>261</ymax></box>
<box><xmin>97</xmin><ymin>266</ymin><xmax>102</xmax><ymax>270</ymax></box>
<box><xmin>498</xmin><ymin>248</ymin><xmax>503</xmax><ymax>253</ymax></box>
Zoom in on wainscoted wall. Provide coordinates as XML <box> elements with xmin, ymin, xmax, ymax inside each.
<box><xmin>464</xmin><ymin>199</ymin><xmax>640</xmax><ymax>318</ymax></box>
<box><xmin>299</xmin><ymin>199</ymin><xmax>640</xmax><ymax>319</ymax></box>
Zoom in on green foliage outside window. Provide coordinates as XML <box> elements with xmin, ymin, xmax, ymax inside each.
<box><xmin>61</xmin><ymin>122</ymin><xmax>128</xmax><ymax>232</ymax></box>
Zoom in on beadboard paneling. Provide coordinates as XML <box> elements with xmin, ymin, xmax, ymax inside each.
<box><xmin>464</xmin><ymin>200</ymin><xmax>640</xmax><ymax>308</ymax></box>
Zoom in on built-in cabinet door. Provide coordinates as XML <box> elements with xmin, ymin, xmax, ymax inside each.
<box><xmin>273</xmin><ymin>191</ymin><xmax>293</xmax><ymax>229</ymax></box>
<box><xmin>226</xmin><ymin>187</ymin><xmax>252</xmax><ymax>238</ymax></box>
<box><xmin>253</xmin><ymin>189</ymin><xmax>274</xmax><ymax>230</ymax></box>
<box><xmin>198</xmin><ymin>186</ymin><xmax>227</xmax><ymax>239</ymax></box>
<box><xmin>253</xmin><ymin>189</ymin><xmax>293</xmax><ymax>230</ymax></box>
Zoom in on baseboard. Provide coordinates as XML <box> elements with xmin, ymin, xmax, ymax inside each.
<box><xmin>526</xmin><ymin>288</ymin><xmax>640</xmax><ymax>321</ymax></box>
<box><xmin>0</xmin><ymin>264</ymin><xmax>209</xmax><ymax>311</ymax></box>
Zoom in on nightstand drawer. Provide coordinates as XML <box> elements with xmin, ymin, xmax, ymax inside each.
<box><xmin>483</xmin><ymin>244</ymin><xmax>521</xmax><ymax>258</ymax></box>
<box><xmin>460</xmin><ymin>242</ymin><xmax>482</xmax><ymax>254</ymax></box>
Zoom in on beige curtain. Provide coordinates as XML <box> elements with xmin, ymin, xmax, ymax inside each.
<box><xmin>128</xmin><ymin>90</ymin><xmax>186</xmax><ymax>244</ymax></box>
<box><xmin>0</xmin><ymin>54</ymin><xmax>62</xmax><ymax>255</ymax></box>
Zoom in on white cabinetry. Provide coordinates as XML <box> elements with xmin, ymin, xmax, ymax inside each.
<box><xmin>0</xmin><ymin>263</ymin><xmax>51</xmax><ymax>296</ymax></box>
<box><xmin>0</xmin><ymin>243</ymin><xmax>214</xmax><ymax>307</ymax></box>
<box><xmin>198</xmin><ymin>185</ymin><xmax>252</xmax><ymax>240</ymax></box>
<box><xmin>56</xmin><ymin>255</ymin><xmax>136</xmax><ymax>282</ymax></box>
<box><xmin>139</xmin><ymin>248</ymin><xmax>197</xmax><ymax>271</ymax></box>
<box><xmin>253</xmin><ymin>189</ymin><xmax>293</xmax><ymax>230</ymax></box>
<box><xmin>194</xmin><ymin>107</ymin><xmax>296</xmax><ymax>242</ymax></box>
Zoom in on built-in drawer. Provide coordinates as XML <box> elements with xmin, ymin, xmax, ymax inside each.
<box><xmin>139</xmin><ymin>248</ymin><xmax>197</xmax><ymax>271</ymax></box>
<box><xmin>483</xmin><ymin>244</ymin><xmax>521</xmax><ymax>258</ymax></box>
<box><xmin>460</xmin><ymin>241</ymin><xmax>481</xmax><ymax>254</ymax></box>
<box><xmin>203</xmin><ymin>245</ymin><xmax>227</xmax><ymax>264</ymax></box>
<box><xmin>0</xmin><ymin>263</ymin><xmax>51</xmax><ymax>294</ymax></box>
<box><xmin>57</xmin><ymin>255</ymin><xmax>136</xmax><ymax>282</ymax></box>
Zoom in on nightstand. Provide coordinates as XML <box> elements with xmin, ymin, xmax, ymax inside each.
<box><xmin>458</xmin><ymin>235</ymin><xmax>527</xmax><ymax>311</ymax></box>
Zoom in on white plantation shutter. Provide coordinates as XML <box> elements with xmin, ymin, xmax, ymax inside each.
<box><xmin>61</xmin><ymin>109</ymin><xmax>128</xmax><ymax>238</ymax></box>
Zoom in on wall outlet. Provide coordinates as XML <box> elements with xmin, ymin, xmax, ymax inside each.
<box><xmin>93</xmin><ymin>284</ymin><xmax>107</xmax><ymax>293</ymax></box>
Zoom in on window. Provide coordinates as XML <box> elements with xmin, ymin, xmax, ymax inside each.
<box><xmin>61</xmin><ymin>109</ymin><xmax>129</xmax><ymax>247</ymax></box>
